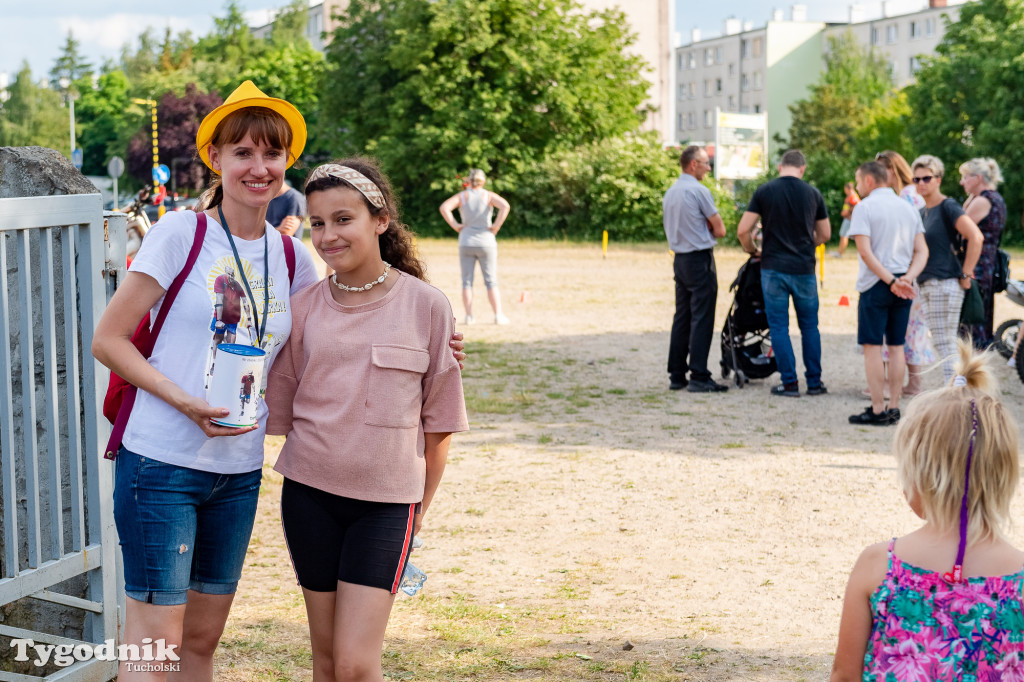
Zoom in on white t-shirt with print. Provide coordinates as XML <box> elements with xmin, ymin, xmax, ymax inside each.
<box><xmin>122</xmin><ymin>210</ymin><xmax>319</xmax><ymax>473</ymax></box>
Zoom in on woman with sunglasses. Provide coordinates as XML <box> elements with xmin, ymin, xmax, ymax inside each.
<box><xmin>910</xmin><ymin>155</ymin><xmax>983</xmax><ymax>380</ymax></box>
<box><xmin>959</xmin><ymin>158</ymin><xmax>1007</xmax><ymax>348</ymax></box>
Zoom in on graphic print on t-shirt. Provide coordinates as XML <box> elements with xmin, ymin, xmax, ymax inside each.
<box><xmin>203</xmin><ymin>256</ymin><xmax>287</xmax><ymax>393</ymax></box>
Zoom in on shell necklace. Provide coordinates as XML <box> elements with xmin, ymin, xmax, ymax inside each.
<box><xmin>331</xmin><ymin>261</ymin><xmax>391</xmax><ymax>292</ymax></box>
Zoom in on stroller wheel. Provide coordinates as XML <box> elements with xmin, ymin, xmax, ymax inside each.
<box><xmin>1016</xmin><ymin>342</ymin><xmax>1024</xmax><ymax>385</ymax></box>
<box><xmin>994</xmin><ymin>319</ymin><xmax>1021</xmax><ymax>359</ymax></box>
<box><xmin>721</xmin><ymin>361</ymin><xmax>731</xmax><ymax>379</ymax></box>
<box><xmin>735</xmin><ymin>369</ymin><xmax>747</xmax><ymax>388</ymax></box>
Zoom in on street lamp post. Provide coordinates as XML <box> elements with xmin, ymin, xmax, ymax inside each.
<box><xmin>132</xmin><ymin>98</ymin><xmax>162</xmax><ymax>218</ymax></box>
<box><xmin>58</xmin><ymin>77</ymin><xmax>77</xmax><ymax>155</ymax></box>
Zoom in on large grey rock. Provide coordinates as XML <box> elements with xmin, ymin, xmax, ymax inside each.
<box><xmin>0</xmin><ymin>147</ymin><xmax>98</xmax><ymax>673</ymax></box>
<box><xmin>0</xmin><ymin>146</ymin><xmax>99</xmax><ymax>197</ymax></box>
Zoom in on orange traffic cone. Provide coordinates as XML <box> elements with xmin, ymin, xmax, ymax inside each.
<box><xmin>519</xmin><ymin>291</ymin><xmax>532</xmax><ymax>304</ymax></box>
<box><xmin>838</xmin><ymin>295</ymin><xmax>850</xmax><ymax>306</ymax></box>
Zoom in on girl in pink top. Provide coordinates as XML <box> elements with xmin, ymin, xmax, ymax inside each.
<box><xmin>831</xmin><ymin>340</ymin><xmax>1024</xmax><ymax>681</ymax></box>
<box><xmin>267</xmin><ymin>157</ymin><xmax>468</xmax><ymax>681</ymax></box>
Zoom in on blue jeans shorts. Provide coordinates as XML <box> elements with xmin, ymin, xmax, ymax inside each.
<box><xmin>113</xmin><ymin>448</ymin><xmax>262</xmax><ymax>605</ymax></box>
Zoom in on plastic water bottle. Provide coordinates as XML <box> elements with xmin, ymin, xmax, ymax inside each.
<box><xmin>399</xmin><ymin>562</ymin><xmax>427</xmax><ymax>596</ymax></box>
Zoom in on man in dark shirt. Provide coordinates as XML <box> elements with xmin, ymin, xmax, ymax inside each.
<box><xmin>737</xmin><ymin>149</ymin><xmax>831</xmax><ymax>397</ymax></box>
<box><xmin>267</xmin><ymin>181</ymin><xmax>306</xmax><ymax>240</ymax></box>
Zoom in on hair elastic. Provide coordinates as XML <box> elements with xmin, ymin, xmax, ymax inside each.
<box><xmin>953</xmin><ymin>375</ymin><xmax>968</xmax><ymax>387</ymax></box>
<box><xmin>307</xmin><ymin>164</ymin><xmax>385</xmax><ymax>209</ymax></box>
<box><xmin>944</xmin><ymin>398</ymin><xmax>978</xmax><ymax>584</ymax></box>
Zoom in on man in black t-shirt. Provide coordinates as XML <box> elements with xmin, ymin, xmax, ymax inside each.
<box><xmin>737</xmin><ymin>149</ymin><xmax>831</xmax><ymax>397</ymax></box>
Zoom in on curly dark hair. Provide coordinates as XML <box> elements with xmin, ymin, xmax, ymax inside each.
<box><xmin>303</xmin><ymin>157</ymin><xmax>426</xmax><ymax>281</ymax></box>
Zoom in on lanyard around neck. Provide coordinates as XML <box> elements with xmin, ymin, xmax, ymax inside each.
<box><xmin>216</xmin><ymin>205</ymin><xmax>269</xmax><ymax>347</ymax></box>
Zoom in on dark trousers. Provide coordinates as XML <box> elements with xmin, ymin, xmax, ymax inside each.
<box><xmin>668</xmin><ymin>249</ymin><xmax>718</xmax><ymax>383</ymax></box>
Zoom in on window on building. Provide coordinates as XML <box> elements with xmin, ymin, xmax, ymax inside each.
<box><xmin>925</xmin><ymin>18</ymin><xmax>935</xmax><ymax>36</ymax></box>
<box><xmin>704</xmin><ymin>79</ymin><xmax>711</xmax><ymax>96</ymax></box>
<box><xmin>871</xmin><ymin>27</ymin><xmax>879</xmax><ymax>45</ymax></box>
<box><xmin>704</xmin><ymin>110</ymin><xmax>713</xmax><ymax>128</ymax></box>
<box><xmin>678</xmin><ymin>53</ymin><xmax>684</xmax><ymax>70</ymax></box>
<box><xmin>752</xmin><ymin>38</ymin><xmax>763</xmax><ymax>57</ymax></box>
<box><xmin>740</xmin><ymin>39</ymin><xmax>749</xmax><ymax>58</ymax></box>
<box><xmin>689</xmin><ymin>52</ymin><xmax>696</xmax><ymax>68</ymax></box>
<box><xmin>728</xmin><ymin>63</ymin><xmax>736</xmax><ymax>77</ymax></box>
<box><xmin>728</xmin><ymin>95</ymin><xmax>736</xmax><ymax>110</ymax></box>
<box><xmin>741</xmin><ymin>105</ymin><xmax>750</xmax><ymax>114</ymax></box>
<box><xmin>678</xmin><ymin>113</ymin><xmax>684</xmax><ymax>131</ymax></box>
<box><xmin>754</xmin><ymin>104</ymin><xmax>761</xmax><ymax>113</ymax></box>
<box><xmin>689</xmin><ymin>81</ymin><xmax>696</xmax><ymax>98</ymax></box>
<box><xmin>886</xmin><ymin>25</ymin><xmax>898</xmax><ymax>43</ymax></box>
<box><xmin>753</xmin><ymin>71</ymin><xmax>763</xmax><ymax>90</ymax></box>
<box><xmin>688</xmin><ymin>111</ymin><xmax>696</xmax><ymax>129</ymax></box>
<box><xmin>909</xmin><ymin>56</ymin><xmax>922</xmax><ymax>74</ymax></box>
<box><xmin>715</xmin><ymin>78</ymin><xmax>723</xmax><ymax>93</ymax></box>
<box><xmin>715</xmin><ymin>47</ymin><xmax>723</xmax><ymax>64</ymax></box>
<box><xmin>889</xmin><ymin>60</ymin><xmax>898</xmax><ymax>77</ymax></box>
<box><xmin>678</xmin><ymin>83</ymin><xmax>686</xmax><ymax>100</ymax></box>
<box><xmin>910</xmin><ymin>21</ymin><xmax>919</xmax><ymax>39</ymax></box>
<box><xmin>705</xmin><ymin>48</ymin><xmax>714</xmax><ymax>66</ymax></box>
<box><xmin>741</xmin><ymin>74</ymin><xmax>749</xmax><ymax>91</ymax></box>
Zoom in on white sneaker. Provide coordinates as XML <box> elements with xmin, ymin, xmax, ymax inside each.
<box><xmin>495</xmin><ymin>314</ymin><xmax>510</xmax><ymax>325</ymax></box>
<box><xmin>464</xmin><ymin>315</ymin><xmax>474</xmax><ymax>325</ymax></box>
<box><xmin>1009</xmin><ymin>357</ymin><xmax>1016</xmax><ymax>369</ymax></box>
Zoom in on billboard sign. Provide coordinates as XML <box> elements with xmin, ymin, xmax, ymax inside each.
<box><xmin>714</xmin><ymin>109</ymin><xmax>767</xmax><ymax>180</ymax></box>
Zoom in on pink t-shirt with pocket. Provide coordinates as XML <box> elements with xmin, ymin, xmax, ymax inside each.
<box><xmin>266</xmin><ymin>271</ymin><xmax>469</xmax><ymax>503</ymax></box>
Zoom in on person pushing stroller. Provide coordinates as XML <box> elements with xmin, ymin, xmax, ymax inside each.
<box><xmin>737</xmin><ymin>149</ymin><xmax>831</xmax><ymax>397</ymax></box>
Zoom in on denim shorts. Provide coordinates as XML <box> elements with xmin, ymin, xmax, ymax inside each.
<box><xmin>113</xmin><ymin>448</ymin><xmax>262</xmax><ymax>605</ymax></box>
<box><xmin>857</xmin><ymin>277</ymin><xmax>912</xmax><ymax>346</ymax></box>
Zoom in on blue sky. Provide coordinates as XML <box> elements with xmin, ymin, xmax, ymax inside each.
<box><xmin>2</xmin><ymin>0</ymin><xmax>925</xmax><ymax>84</ymax></box>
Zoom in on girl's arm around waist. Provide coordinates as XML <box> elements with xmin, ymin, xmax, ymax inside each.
<box><xmin>830</xmin><ymin>541</ymin><xmax>888</xmax><ymax>682</ymax></box>
<box><xmin>415</xmin><ymin>432</ymin><xmax>453</xmax><ymax>537</ymax></box>
<box><xmin>91</xmin><ymin>271</ymin><xmax>255</xmax><ymax>437</ymax></box>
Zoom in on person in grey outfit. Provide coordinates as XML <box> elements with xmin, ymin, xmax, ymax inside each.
<box><xmin>664</xmin><ymin>145</ymin><xmax>729</xmax><ymax>393</ymax></box>
<box><xmin>440</xmin><ymin>169</ymin><xmax>512</xmax><ymax>324</ymax></box>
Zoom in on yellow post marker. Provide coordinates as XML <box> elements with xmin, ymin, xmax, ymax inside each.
<box><xmin>602</xmin><ymin>230</ymin><xmax>608</xmax><ymax>259</ymax></box>
<box><xmin>132</xmin><ymin>98</ymin><xmax>161</xmax><ymax>217</ymax></box>
<box><xmin>816</xmin><ymin>243</ymin><xmax>826</xmax><ymax>287</ymax></box>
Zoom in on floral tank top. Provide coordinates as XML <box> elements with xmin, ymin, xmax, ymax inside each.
<box><xmin>863</xmin><ymin>539</ymin><xmax>1024</xmax><ymax>681</ymax></box>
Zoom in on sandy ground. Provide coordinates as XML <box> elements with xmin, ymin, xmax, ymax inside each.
<box><xmin>221</xmin><ymin>238</ymin><xmax>1024</xmax><ymax>680</ymax></box>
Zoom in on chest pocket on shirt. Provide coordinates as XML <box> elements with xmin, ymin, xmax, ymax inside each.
<box><xmin>365</xmin><ymin>345</ymin><xmax>429</xmax><ymax>428</ymax></box>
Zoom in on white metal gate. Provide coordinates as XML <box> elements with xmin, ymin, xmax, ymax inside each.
<box><xmin>0</xmin><ymin>194</ymin><xmax>123</xmax><ymax>681</ymax></box>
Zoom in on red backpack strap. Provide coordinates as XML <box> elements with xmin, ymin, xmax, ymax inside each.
<box><xmin>281</xmin><ymin>232</ymin><xmax>296</xmax><ymax>286</ymax></box>
<box><xmin>147</xmin><ymin>212</ymin><xmax>207</xmax><ymax>347</ymax></box>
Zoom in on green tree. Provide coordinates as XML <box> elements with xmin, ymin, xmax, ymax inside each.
<box><xmin>787</xmin><ymin>32</ymin><xmax>892</xmax><ymax>156</ymax></box>
<box><xmin>270</xmin><ymin>0</ymin><xmax>311</xmax><ymax>47</ymax></box>
<box><xmin>906</xmin><ymin>0</ymin><xmax>1024</xmax><ymax>241</ymax></box>
<box><xmin>0</xmin><ymin>64</ymin><xmax>68</xmax><ymax>152</ymax></box>
<box><xmin>783</xmin><ymin>31</ymin><xmax>907</xmax><ymax>232</ymax></box>
<box><xmin>49</xmin><ymin>31</ymin><xmax>93</xmax><ymax>89</ymax></box>
<box><xmin>322</xmin><ymin>0</ymin><xmax>650</xmax><ymax>231</ymax></box>
<box><xmin>195</xmin><ymin>1</ymin><xmax>266</xmax><ymax>94</ymax></box>
<box><xmin>75</xmin><ymin>70</ymin><xmax>133</xmax><ymax>177</ymax></box>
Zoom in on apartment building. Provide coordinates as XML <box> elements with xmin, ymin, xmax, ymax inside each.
<box><xmin>826</xmin><ymin>1</ymin><xmax>963</xmax><ymax>87</ymax></box>
<box><xmin>677</xmin><ymin>1</ymin><xmax>968</xmax><ymax>152</ymax></box>
<box><xmin>251</xmin><ymin>0</ymin><xmax>674</xmax><ymax>143</ymax></box>
<box><xmin>676</xmin><ymin>9</ymin><xmax>824</xmax><ymax>157</ymax></box>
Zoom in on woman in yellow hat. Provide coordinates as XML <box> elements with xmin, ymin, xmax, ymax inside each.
<box><xmin>92</xmin><ymin>81</ymin><xmax>464</xmax><ymax>680</ymax></box>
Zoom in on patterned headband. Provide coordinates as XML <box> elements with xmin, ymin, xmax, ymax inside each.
<box><xmin>307</xmin><ymin>164</ymin><xmax>385</xmax><ymax>209</ymax></box>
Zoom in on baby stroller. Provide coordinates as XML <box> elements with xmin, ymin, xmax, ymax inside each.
<box><xmin>720</xmin><ymin>256</ymin><xmax>776</xmax><ymax>388</ymax></box>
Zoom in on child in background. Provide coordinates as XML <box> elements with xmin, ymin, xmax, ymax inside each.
<box><xmin>837</xmin><ymin>181</ymin><xmax>860</xmax><ymax>257</ymax></box>
<box><xmin>830</xmin><ymin>340</ymin><xmax>1024</xmax><ymax>681</ymax></box>
<box><xmin>266</xmin><ymin>157</ymin><xmax>468</xmax><ymax>681</ymax></box>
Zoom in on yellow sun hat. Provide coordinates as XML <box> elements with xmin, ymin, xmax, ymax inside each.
<box><xmin>196</xmin><ymin>80</ymin><xmax>306</xmax><ymax>172</ymax></box>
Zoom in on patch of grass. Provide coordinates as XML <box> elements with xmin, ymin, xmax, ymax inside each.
<box><xmin>720</xmin><ymin>442</ymin><xmax>744</xmax><ymax>449</ymax></box>
<box><xmin>538</xmin><ymin>434</ymin><xmax>553</xmax><ymax>444</ymax></box>
<box><xmin>606</xmin><ymin>388</ymin><xmax>627</xmax><ymax>395</ymax></box>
